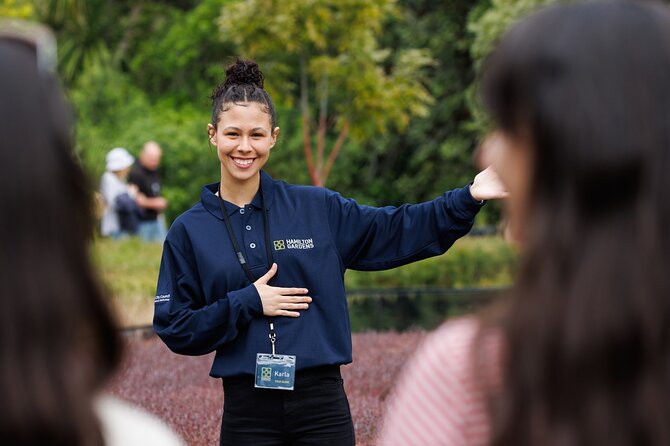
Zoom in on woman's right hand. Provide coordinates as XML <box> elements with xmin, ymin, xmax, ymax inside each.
<box><xmin>253</xmin><ymin>263</ymin><xmax>312</xmax><ymax>317</ymax></box>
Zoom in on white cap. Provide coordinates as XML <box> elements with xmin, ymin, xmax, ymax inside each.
<box><xmin>105</xmin><ymin>147</ymin><xmax>134</xmax><ymax>172</ymax></box>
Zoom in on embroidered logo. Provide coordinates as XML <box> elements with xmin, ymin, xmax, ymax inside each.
<box><xmin>273</xmin><ymin>240</ymin><xmax>286</xmax><ymax>250</ymax></box>
<box><xmin>274</xmin><ymin>238</ymin><xmax>315</xmax><ymax>250</ymax></box>
<box><xmin>287</xmin><ymin>238</ymin><xmax>315</xmax><ymax>250</ymax></box>
<box><xmin>155</xmin><ymin>293</ymin><xmax>170</xmax><ymax>303</ymax></box>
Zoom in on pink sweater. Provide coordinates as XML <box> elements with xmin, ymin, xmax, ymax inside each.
<box><xmin>379</xmin><ymin>318</ymin><xmax>501</xmax><ymax>446</ymax></box>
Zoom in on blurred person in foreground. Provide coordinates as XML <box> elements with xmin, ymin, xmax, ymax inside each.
<box><xmin>380</xmin><ymin>1</ymin><xmax>670</xmax><ymax>445</ymax></box>
<box><xmin>128</xmin><ymin>141</ymin><xmax>169</xmax><ymax>243</ymax></box>
<box><xmin>0</xmin><ymin>21</ymin><xmax>184</xmax><ymax>446</ymax></box>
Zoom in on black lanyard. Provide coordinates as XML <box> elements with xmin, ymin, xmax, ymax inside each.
<box><xmin>217</xmin><ymin>184</ymin><xmax>274</xmax><ymax>283</ymax></box>
<box><xmin>218</xmin><ymin>184</ymin><xmax>278</xmax><ymax>353</ymax></box>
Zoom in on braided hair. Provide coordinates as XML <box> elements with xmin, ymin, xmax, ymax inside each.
<box><xmin>209</xmin><ymin>58</ymin><xmax>277</xmax><ymax>129</ymax></box>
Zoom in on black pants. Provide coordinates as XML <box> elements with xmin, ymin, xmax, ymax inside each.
<box><xmin>220</xmin><ymin>365</ymin><xmax>355</xmax><ymax>446</ymax></box>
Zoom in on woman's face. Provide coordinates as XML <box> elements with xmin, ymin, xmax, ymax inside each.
<box><xmin>208</xmin><ymin>102</ymin><xmax>279</xmax><ymax>187</ymax></box>
<box><xmin>480</xmin><ymin>131</ymin><xmax>534</xmax><ymax>243</ymax></box>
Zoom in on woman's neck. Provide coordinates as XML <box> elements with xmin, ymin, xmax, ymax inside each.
<box><xmin>219</xmin><ymin>174</ymin><xmax>260</xmax><ymax>208</ymax></box>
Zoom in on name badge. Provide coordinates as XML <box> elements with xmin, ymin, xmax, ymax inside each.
<box><xmin>255</xmin><ymin>353</ymin><xmax>296</xmax><ymax>390</ymax></box>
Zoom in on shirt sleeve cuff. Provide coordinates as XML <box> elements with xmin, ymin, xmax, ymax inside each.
<box><xmin>227</xmin><ymin>283</ymin><xmax>264</xmax><ymax>320</ymax></box>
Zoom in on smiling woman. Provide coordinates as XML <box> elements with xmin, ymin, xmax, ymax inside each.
<box><xmin>153</xmin><ymin>57</ymin><xmax>508</xmax><ymax>446</ymax></box>
<box><xmin>206</xmin><ymin>60</ymin><xmax>279</xmax><ymax>206</ymax></box>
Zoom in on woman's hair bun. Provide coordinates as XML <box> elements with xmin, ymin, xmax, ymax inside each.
<box><xmin>210</xmin><ymin>57</ymin><xmax>276</xmax><ymax>127</ymax></box>
<box><xmin>223</xmin><ymin>58</ymin><xmax>264</xmax><ymax>89</ymax></box>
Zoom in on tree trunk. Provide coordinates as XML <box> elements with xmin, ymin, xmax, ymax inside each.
<box><xmin>316</xmin><ymin>74</ymin><xmax>328</xmax><ymax>175</ymax></box>
<box><xmin>322</xmin><ymin>119</ymin><xmax>350</xmax><ymax>186</ymax></box>
<box><xmin>300</xmin><ymin>56</ymin><xmax>320</xmax><ymax>186</ymax></box>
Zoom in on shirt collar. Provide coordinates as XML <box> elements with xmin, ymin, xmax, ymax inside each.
<box><xmin>201</xmin><ymin>170</ymin><xmax>275</xmax><ymax>220</ymax></box>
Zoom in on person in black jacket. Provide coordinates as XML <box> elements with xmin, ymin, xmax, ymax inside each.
<box><xmin>128</xmin><ymin>141</ymin><xmax>169</xmax><ymax>242</ymax></box>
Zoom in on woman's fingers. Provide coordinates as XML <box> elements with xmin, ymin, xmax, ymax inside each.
<box><xmin>256</xmin><ymin>285</ymin><xmax>313</xmax><ymax>317</ymax></box>
<box><xmin>265</xmin><ymin>306</ymin><xmax>307</xmax><ymax>317</ymax></box>
<box><xmin>276</xmin><ymin>287</ymin><xmax>309</xmax><ymax>296</ymax></box>
<box><xmin>284</xmin><ymin>301</ymin><xmax>311</xmax><ymax>310</ymax></box>
<box><xmin>273</xmin><ymin>297</ymin><xmax>311</xmax><ymax>312</ymax></box>
<box><xmin>285</xmin><ymin>295</ymin><xmax>311</xmax><ymax>303</ymax></box>
<box><xmin>278</xmin><ymin>309</ymin><xmax>301</xmax><ymax>318</ymax></box>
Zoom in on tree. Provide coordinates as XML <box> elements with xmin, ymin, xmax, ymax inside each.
<box><xmin>469</xmin><ymin>0</ymin><xmax>558</xmax><ymax>65</ymax></box>
<box><xmin>35</xmin><ymin>0</ymin><xmax>100</xmax><ymax>83</ymax></box>
<box><xmin>350</xmin><ymin>0</ymin><xmax>484</xmax><ymax>207</ymax></box>
<box><xmin>128</xmin><ymin>0</ymin><xmax>235</xmax><ymax>104</ymax></box>
<box><xmin>466</xmin><ymin>0</ymin><xmax>559</xmax><ymax>131</ymax></box>
<box><xmin>218</xmin><ymin>0</ymin><xmax>434</xmax><ymax>186</ymax></box>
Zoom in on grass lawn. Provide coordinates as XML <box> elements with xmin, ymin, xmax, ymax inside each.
<box><xmin>93</xmin><ymin>237</ymin><xmax>163</xmax><ymax>327</ymax></box>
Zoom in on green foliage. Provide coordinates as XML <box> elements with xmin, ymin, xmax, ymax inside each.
<box><xmin>466</xmin><ymin>0</ymin><xmax>560</xmax><ymax>132</ymax></box>
<box><xmin>469</xmin><ymin>0</ymin><xmax>556</xmax><ymax>69</ymax></box>
<box><xmin>346</xmin><ymin>235</ymin><xmax>516</xmax><ymax>331</ymax></box>
<box><xmin>69</xmin><ymin>51</ymin><xmax>151</xmax><ymax>173</ymax></box>
<box><xmin>33</xmin><ymin>0</ymin><xmax>85</xmax><ymax>25</ymax></box>
<box><xmin>36</xmin><ymin>0</ymin><xmax>128</xmax><ymax>85</ymax></box>
<box><xmin>0</xmin><ymin>0</ymin><xmax>34</xmax><ymax>18</ymax></box>
<box><xmin>345</xmin><ymin>235</ymin><xmax>516</xmax><ymax>289</ymax></box>
<box><xmin>218</xmin><ymin>0</ymin><xmax>435</xmax><ymax>185</ymax></box>
<box><xmin>339</xmin><ymin>0</ymin><xmax>483</xmax><ymax>210</ymax></box>
<box><xmin>347</xmin><ymin>289</ymin><xmax>500</xmax><ymax>332</ymax></box>
<box><xmin>127</xmin><ymin>0</ymin><xmax>236</xmax><ymax>104</ymax></box>
<box><xmin>43</xmin><ymin>0</ymin><xmax>556</xmax><ymax>220</ymax></box>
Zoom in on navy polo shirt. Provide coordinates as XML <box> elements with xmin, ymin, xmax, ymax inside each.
<box><xmin>153</xmin><ymin>171</ymin><xmax>484</xmax><ymax>379</ymax></box>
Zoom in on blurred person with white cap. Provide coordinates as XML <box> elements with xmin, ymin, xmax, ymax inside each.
<box><xmin>100</xmin><ymin>147</ymin><xmax>139</xmax><ymax>238</ymax></box>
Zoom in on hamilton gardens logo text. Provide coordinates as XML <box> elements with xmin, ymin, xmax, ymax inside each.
<box><xmin>273</xmin><ymin>238</ymin><xmax>315</xmax><ymax>250</ymax></box>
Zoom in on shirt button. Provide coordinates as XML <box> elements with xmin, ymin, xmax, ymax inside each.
<box><xmin>239</xmin><ymin>208</ymin><xmax>245</xmax><ymax>215</ymax></box>
<box><xmin>246</xmin><ymin>225</ymin><xmax>252</xmax><ymax>231</ymax></box>
<box><xmin>250</xmin><ymin>243</ymin><xmax>256</xmax><ymax>249</ymax></box>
